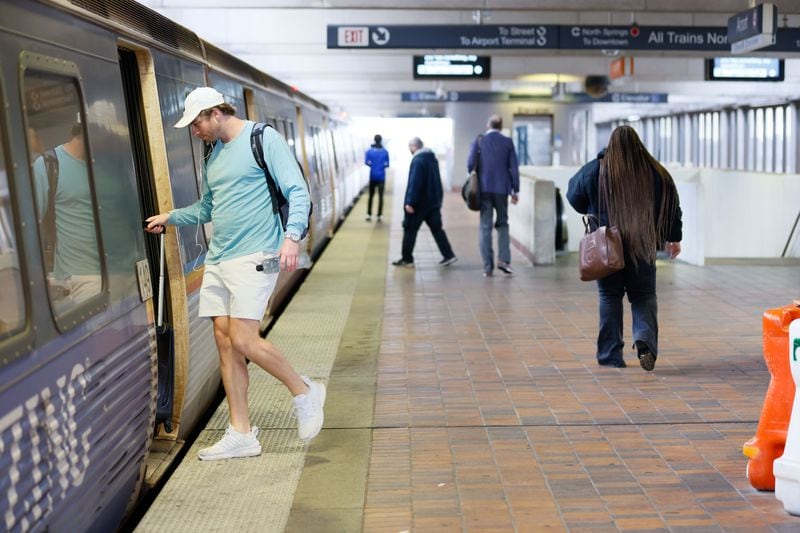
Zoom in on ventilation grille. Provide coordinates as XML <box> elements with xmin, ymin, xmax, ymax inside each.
<box><xmin>69</xmin><ymin>0</ymin><xmax>203</xmax><ymax>58</ymax></box>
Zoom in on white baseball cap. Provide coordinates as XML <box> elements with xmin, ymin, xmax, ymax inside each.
<box><xmin>174</xmin><ymin>87</ymin><xmax>225</xmax><ymax>128</ymax></box>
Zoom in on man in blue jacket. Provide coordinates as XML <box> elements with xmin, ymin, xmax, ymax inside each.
<box><xmin>392</xmin><ymin>137</ymin><xmax>457</xmax><ymax>268</ymax></box>
<box><xmin>364</xmin><ymin>134</ymin><xmax>389</xmax><ymax>222</ymax></box>
<box><xmin>467</xmin><ymin>115</ymin><xmax>520</xmax><ymax>276</ymax></box>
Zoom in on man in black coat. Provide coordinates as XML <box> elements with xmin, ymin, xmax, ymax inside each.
<box><xmin>392</xmin><ymin>137</ymin><xmax>457</xmax><ymax>268</ymax></box>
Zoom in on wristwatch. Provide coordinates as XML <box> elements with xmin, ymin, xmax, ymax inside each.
<box><xmin>285</xmin><ymin>231</ymin><xmax>301</xmax><ymax>243</ymax></box>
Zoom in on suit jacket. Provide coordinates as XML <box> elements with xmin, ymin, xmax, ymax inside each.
<box><xmin>467</xmin><ymin>130</ymin><xmax>520</xmax><ymax>196</ymax></box>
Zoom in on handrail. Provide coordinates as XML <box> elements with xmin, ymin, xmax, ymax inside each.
<box><xmin>782</xmin><ymin>210</ymin><xmax>800</xmax><ymax>258</ymax></box>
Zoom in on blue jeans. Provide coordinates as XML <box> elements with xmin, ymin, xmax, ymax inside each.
<box><xmin>479</xmin><ymin>193</ymin><xmax>510</xmax><ymax>273</ymax></box>
<box><xmin>595</xmin><ymin>258</ymin><xmax>658</xmax><ymax>365</ymax></box>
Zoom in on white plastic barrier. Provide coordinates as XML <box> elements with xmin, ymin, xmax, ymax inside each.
<box><xmin>774</xmin><ymin>319</ymin><xmax>800</xmax><ymax>515</ymax></box>
<box><xmin>521</xmin><ymin>165</ymin><xmax>800</xmax><ymax>265</ymax></box>
<box><xmin>509</xmin><ymin>170</ymin><xmax>555</xmax><ymax>265</ymax></box>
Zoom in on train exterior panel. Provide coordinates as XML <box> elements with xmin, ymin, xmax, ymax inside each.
<box><xmin>0</xmin><ymin>0</ymin><xmax>364</xmax><ymax>529</ymax></box>
<box><xmin>0</xmin><ymin>0</ymin><xmax>156</xmax><ymax>530</ymax></box>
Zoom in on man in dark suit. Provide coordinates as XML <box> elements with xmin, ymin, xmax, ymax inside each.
<box><xmin>392</xmin><ymin>137</ymin><xmax>457</xmax><ymax>268</ymax></box>
<box><xmin>467</xmin><ymin>115</ymin><xmax>520</xmax><ymax>277</ymax></box>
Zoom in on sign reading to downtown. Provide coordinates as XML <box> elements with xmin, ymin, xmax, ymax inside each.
<box><xmin>329</xmin><ymin>23</ymin><xmax>800</xmax><ymax>52</ymax></box>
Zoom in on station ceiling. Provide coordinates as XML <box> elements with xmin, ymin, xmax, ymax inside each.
<box><xmin>138</xmin><ymin>1</ymin><xmax>800</xmax><ymax>119</ymax></box>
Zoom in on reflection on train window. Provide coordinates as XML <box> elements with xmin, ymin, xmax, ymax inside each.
<box><xmin>24</xmin><ymin>71</ymin><xmax>104</xmax><ymax>318</ymax></box>
<box><xmin>287</xmin><ymin>121</ymin><xmax>297</xmax><ymax>158</ymax></box>
<box><xmin>0</xmin><ymin>127</ymin><xmax>25</xmax><ymax>341</ymax></box>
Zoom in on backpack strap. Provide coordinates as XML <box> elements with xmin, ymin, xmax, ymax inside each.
<box><xmin>250</xmin><ymin>122</ymin><xmax>283</xmax><ymax>215</ymax></box>
<box><xmin>43</xmin><ymin>149</ymin><xmax>59</xmax><ymax>217</ymax></box>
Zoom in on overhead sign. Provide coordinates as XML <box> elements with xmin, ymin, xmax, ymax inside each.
<box><xmin>413</xmin><ymin>55</ymin><xmax>491</xmax><ymax>79</ymax></box>
<box><xmin>728</xmin><ymin>3</ymin><xmax>777</xmax><ymax>48</ymax></box>
<box><xmin>401</xmin><ymin>91</ymin><xmax>668</xmax><ymax>104</ymax></box>
<box><xmin>330</xmin><ymin>23</ymin><xmax>800</xmax><ymax>52</ymax></box>
<box><xmin>559</xmin><ymin>25</ymin><xmax>728</xmax><ymax>51</ymax></box>
<box><xmin>330</xmin><ymin>25</ymin><xmax>557</xmax><ymax>49</ymax></box>
<box><xmin>706</xmin><ymin>57</ymin><xmax>784</xmax><ymax>81</ymax></box>
<box><xmin>610</xmin><ymin>57</ymin><xmax>634</xmax><ymax>80</ymax></box>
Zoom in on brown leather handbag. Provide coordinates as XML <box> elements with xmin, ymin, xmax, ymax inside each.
<box><xmin>579</xmin><ymin>163</ymin><xmax>625</xmax><ymax>281</ymax></box>
<box><xmin>579</xmin><ymin>215</ymin><xmax>625</xmax><ymax>281</ymax></box>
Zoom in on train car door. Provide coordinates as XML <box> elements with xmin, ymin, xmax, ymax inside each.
<box><xmin>117</xmin><ymin>46</ymin><xmax>175</xmax><ymax>434</ymax></box>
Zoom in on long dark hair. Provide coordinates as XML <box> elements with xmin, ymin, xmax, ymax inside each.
<box><xmin>601</xmin><ymin>125</ymin><xmax>679</xmax><ymax>264</ymax></box>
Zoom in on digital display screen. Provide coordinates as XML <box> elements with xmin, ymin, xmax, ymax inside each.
<box><xmin>706</xmin><ymin>57</ymin><xmax>784</xmax><ymax>81</ymax></box>
<box><xmin>413</xmin><ymin>55</ymin><xmax>491</xmax><ymax>79</ymax></box>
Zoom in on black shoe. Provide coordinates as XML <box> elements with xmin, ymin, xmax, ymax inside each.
<box><xmin>439</xmin><ymin>256</ymin><xmax>457</xmax><ymax>266</ymax></box>
<box><xmin>635</xmin><ymin>340</ymin><xmax>656</xmax><ymax>371</ymax></box>
<box><xmin>598</xmin><ymin>359</ymin><xmax>626</xmax><ymax>368</ymax></box>
<box><xmin>497</xmin><ymin>262</ymin><xmax>514</xmax><ymax>274</ymax></box>
<box><xmin>392</xmin><ymin>258</ymin><xmax>414</xmax><ymax>268</ymax></box>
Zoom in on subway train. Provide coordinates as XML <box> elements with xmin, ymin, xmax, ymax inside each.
<box><xmin>0</xmin><ymin>0</ymin><xmax>366</xmax><ymax>530</ymax></box>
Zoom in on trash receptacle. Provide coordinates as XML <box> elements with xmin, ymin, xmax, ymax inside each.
<box><xmin>743</xmin><ymin>302</ymin><xmax>800</xmax><ymax>491</ymax></box>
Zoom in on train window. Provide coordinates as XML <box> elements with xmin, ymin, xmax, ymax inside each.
<box><xmin>0</xmin><ymin>119</ymin><xmax>25</xmax><ymax>342</ymax></box>
<box><xmin>22</xmin><ymin>63</ymin><xmax>105</xmax><ymax>327</ymax></box>
<box><xmin>286</xmin><ymin>121</ymin><xmax>297</xmax><ymax>158</ymax></box>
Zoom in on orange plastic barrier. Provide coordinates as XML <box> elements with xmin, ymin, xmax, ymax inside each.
<box><xmin>744</xmin><ymin>303</ymin><xmax>800</xmax><ymax>491</ymax></box>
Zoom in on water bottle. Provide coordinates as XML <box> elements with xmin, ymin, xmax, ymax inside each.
<box><xmin>256</xmin><ymin>252</ymin><xmax>312</xmax><ymax>273</ymax></box>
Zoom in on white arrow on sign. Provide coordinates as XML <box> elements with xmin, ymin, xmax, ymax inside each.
<box><xmin>372</xmin><ymin>27</ymin><xmax>390</xmax><ymax>46</ymax></box>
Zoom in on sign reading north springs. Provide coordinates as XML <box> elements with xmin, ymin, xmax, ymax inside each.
<box><xmin>559</xmin><ymin>25</ymin><xmax>729</xmax><ymax>51</ymax></box>
<box><xmin>328</xmin><ymin>25</ymin><xmax>558</xmax><ymax>49</ymax></box>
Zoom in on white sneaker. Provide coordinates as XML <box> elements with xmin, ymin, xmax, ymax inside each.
<box><xmin>197</xmin><ymin>425</ymin><xmax>261</xmax><ymax>461</ymax></box>
<box><xmin>294</xmin><ymin>377</ymin><xmax>326</xmax><ymax>442</ymax></box>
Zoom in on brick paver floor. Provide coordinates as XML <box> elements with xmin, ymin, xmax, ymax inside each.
<box><xmin>363</xmin><ymin>187</ymin><xmax>800</xmax><ymax>532</ymax></box>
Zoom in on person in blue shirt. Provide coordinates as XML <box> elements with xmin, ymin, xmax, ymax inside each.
<box><xmin>392</xmin><ymin>137</ymin><xmax>456</xmax><ymax>268</ymax></box>
<box><xmin>467</xmin><ymin>115</ymin><xmax>520</xmax><ymax>277</ymax></box>
<box><xmin>32</xmin><ymin>123</ymin><xmax>102</xmax><ymax>308</ymax></box>
<box><xmin>146</xmin><ymin>87</ymin><xmax>325</xmax><ymax>460</ymax></box>
<box><xmin>364</xmin><ymin>134</ymin><xmax>389</xmax><ymax>222</ymax></box>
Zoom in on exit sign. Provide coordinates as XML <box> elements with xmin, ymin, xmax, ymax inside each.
<box><xmin>337</xmin><ymin>27</ymin><xmax>369</xmax><ymax>47</ymax></box>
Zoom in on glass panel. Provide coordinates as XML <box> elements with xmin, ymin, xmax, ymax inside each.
<box><xmin>775</xmin><ymin>106</ymin><xmax>785</xmax><ymax>173</ymax></box>
<box><xmin>755</xmin><ymin>108</ymin><xmax>765</xmax><ymax>172</ymax></box>
<box><xmin>712</xmin><ymin>112</ymin><xmax>720</xmax><ymax>167</ymax></box>
<box><xmin>0</xmin><ymin>119</ymin><xmax>24</xmax><ymax>340</ymax></box>
<box><xmin>24</xmin><ymin>71</ymin><xmax>103</xmax><ymax>316</ymax></box>
<box><xmin>765</xmin><ymin>107</ymin><xmax>775</xmax><ymax>173</ymax></box>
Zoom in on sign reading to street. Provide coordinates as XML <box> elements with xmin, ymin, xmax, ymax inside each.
<box><xmin>329</xmin><ymin>23</ymin><xmax>800</xmax><ymax>52</ymax></box>
<box><xmin>329</xmin><ymin>25</ymin><xmax>557</xmax><ymax>49</ymax></box>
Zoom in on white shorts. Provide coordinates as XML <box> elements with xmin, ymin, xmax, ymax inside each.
<box><xmin>198</xmin><ymin>251</ymin><xmax>279</xmax><ymax>320</ymax></box>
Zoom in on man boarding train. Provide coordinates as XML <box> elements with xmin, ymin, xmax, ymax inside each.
<box><xmin>146</xmin><ymin>87</ymin><xmax>325</xmax><ymax>460</ymax></box>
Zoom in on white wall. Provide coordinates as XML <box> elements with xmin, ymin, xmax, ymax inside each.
<box><xmin>519</xmin><ymin>165</ymin><xmax>800</xmax><ymax>264</ymax></box>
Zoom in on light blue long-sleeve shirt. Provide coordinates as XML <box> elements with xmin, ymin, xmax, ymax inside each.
<box><xmin>33</xmin><ymin>145</ymin><xmax>101</xmax><ymax>277</ymax></box>
<box><xmin>168</xmin><ymin>121</ymin><xmax>310</xmax><ymax>264</ymax></box>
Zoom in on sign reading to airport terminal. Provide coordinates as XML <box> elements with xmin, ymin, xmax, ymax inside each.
<box><xmin>329</xmin><ymin>23</ymin><xmax>800</xmax><ymax>52</ymax></box>
<box><xmin>413</xmin><ymin>55</ymin><xmax>491</xmax><ymax>79</ymax></box>
<box><xmin>330</xmin><ymin>25</ymin><xmax>557</xmax><ymax>49</ymax></box>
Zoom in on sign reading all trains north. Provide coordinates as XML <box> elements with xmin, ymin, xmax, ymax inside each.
<box><xmin>328</xmin><ymin>24</ymin><xmax>800</xmax><ymax>52</ymax></box>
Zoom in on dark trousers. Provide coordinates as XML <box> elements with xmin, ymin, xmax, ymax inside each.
<box><xmin>367</xmin><ymin>180</ymin><xmax>384</xmax><ymax>216</ymax></box>
<box><xmin>401</xmin><ymin>208</ymin><xmax>455</xmax><ymax>262</ymax></box>
<box><xmin>595</xmin><ymin>258</ymin><xmax>658</xmax><ymax>365</ymax></box>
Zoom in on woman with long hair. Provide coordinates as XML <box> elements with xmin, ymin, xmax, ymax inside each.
<box><xmin>567</xmin><ymin>125</ymin><xmax>682</xmax><ymax>371</ymax></box>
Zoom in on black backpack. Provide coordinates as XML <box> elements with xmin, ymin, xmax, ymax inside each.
<box><xmin>250</xmin><ymin>123</ymin><xmax>312</xmax><ymax>240</ymax></box>
<box><xmin>203</xmin><ymin>123</ymin><xmax>312</xmax><ymax>239</ymax></box>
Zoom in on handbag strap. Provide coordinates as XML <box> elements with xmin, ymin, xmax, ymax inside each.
<box><xmin>598</xmin><ymin>161</ymin><xmax>613</xmax><ymax>226</ymax></box>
